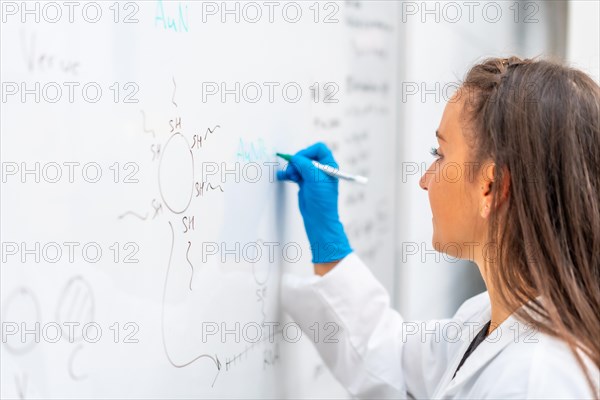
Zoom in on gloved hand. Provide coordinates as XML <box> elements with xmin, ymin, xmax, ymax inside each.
<box><xmin>277</xmin><ymin>142</ymin><xmax>352</xmax><ymax>264</ymax></box>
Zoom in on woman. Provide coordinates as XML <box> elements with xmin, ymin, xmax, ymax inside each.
<box><xmin>277</xmin><ymin>57</ymin><xmax>599</xmax><ymax>399</ymax></box>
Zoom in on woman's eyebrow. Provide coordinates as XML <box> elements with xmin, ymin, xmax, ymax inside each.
<box><xmin>436</xmin><ymin>130</ymin><xmax>446</xmax><ymax>142</ymax></box>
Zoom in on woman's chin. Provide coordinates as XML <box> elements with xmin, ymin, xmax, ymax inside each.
<box><xmin>431</xmin><ymin>238</ymin><xmax>470</xmax><ymax>262</ymax></box>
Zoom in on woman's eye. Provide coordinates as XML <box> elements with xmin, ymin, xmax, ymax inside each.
<box><xmin>429</xmin><ymin>147</ymin><xmax>443</xmax><ymax>159</ymax></box>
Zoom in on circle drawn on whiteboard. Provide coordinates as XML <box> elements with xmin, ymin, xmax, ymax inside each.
<box><xmin>251</xmin><ymin>239</ymin><xmax>271</xmax><ymax>285</ymax></box>
<box><xmin>158</xmin><ymin>133</ymin><xmax>195</xmax><ymax>214</ymax></box>
<box><xmin>55</xmin><ymin>276</ymin><xmax>95</xmax><ymax>342</ymax></box>
<box><xmin>2</xmin><ymin>287</ymin><xmax>41</xmax><ymax>355</ymax></box>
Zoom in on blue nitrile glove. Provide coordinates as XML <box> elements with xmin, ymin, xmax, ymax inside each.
<box><xmin>277</xmin><ymin>142</ymin><xmax>353</xmax><ymax>263</ymax></box>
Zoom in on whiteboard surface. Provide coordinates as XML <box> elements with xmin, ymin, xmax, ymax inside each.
<box><xmin>0</xmin><ymin>1</ymin><xmax>398</xmax><ymax>398</ymax></box>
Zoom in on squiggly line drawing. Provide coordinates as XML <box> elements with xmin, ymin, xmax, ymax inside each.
<box><xmin>194</xmin><ymin>125</ymin><xmax>221</xmax><ymax>149</ymax></box>
<box><xmin>162</xmin><ymin>222</ymin><xmax>221</xmax><ymax>387</ymax></box>
<box><xmin>209</xmin><ymin>183</ymin><xmax>224</xmax><ymax>193</ymax></box>
<box><xmin>186</xmin><ymin>241</ymin><xmax>194</xmax><ymax>291</ymax></box>
<box><xmin>68</xmin><ymin>344</ymin><xmax>88</xmax><ymax>381</ymax></box>
<box><xmin>195</xmin><ymin>182</ymin><xmax>225</xmax><ymax>199</ymax></box>
<box><xmin>172</xmin><ymin>76</ymin><xmax>178</xmax><ymax>107</ymax></box>
<box><xmin>140</xmin><ymin>110</ymin><xmax>156</xmax><ymax>138</ymax></box>
<box><xmin>205</xmin><ymin>125</ymin><xmax>220</xmax><ymax>139</ymax></box>
<box><xmin>118</xmin><ymin>211</ymin><xmax>149</xmax><ymax>220</ymax></box>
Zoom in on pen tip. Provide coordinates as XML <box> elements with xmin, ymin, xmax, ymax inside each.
<box><xmin>276</xmin><ymin>153</ymin><xmax>292</xmax><ymax>162</ymax></box>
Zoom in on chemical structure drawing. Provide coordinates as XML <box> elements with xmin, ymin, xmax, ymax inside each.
<box><xmin>118</xmin><ymin>76</ymin><xmax>280</xmax><ymax>387</ymax></box>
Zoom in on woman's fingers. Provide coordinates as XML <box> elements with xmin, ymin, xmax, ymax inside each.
<box><xmin>277</xmin><ymin>142</ymin><xmax>338</xmax><ymax>183</ymax></box>
<box><xmin>296</xmin><ymin>142</ymin><xmax>339</xmax><ymax>168</ymax></box>
<box><xmin>276</xmin><ymin>163</ymin><xmax>301</xmax><ymax>183</ymax></box>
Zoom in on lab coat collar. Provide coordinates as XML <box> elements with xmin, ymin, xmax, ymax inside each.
<box><xmin>439</xmin><ymin>307</ymin><xmax>536</xmax><ymax>396</ymax></box>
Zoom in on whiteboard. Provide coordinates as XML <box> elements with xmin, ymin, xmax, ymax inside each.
<box><xmin>0</xmin><ymin>1</ymin><xmax>398</xmax><ymax>398</ymax></box>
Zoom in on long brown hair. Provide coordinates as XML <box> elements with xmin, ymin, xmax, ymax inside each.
<box><xmin>462</xmin><ymin>57</ymin><xmax>599</xmax><ymax>390</ymax></box>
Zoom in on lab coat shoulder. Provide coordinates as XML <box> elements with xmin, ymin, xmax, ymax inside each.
<box><xmin>521</xmin><ymin>334</ymin><xmax>598</xmax><ymax>399</ymax></box>
<box><xmin>470</xmin><ymin>333</ymin><xmax>599</xmax><ymax>399</ymax></box>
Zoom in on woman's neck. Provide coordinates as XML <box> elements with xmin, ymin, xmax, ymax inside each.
<box><xmin>476</xmin><ymin>260</ymin><xmax>514</xmax><ymax>335</ymax></box>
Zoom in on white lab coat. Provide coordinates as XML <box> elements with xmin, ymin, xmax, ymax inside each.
<box><xmin>282</xmin><ymin>253</ymin><xmax>599</xmax><ymax>399</ymax></box>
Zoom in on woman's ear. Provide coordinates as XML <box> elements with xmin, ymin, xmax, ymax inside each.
<box><xmin>479</xmin><ymin>161</ymin><xmax>494</xmax><ymax>218</ymax></box>
<box><xmin>490</xmin><ymin>164</ymin><xmax>511</xmax><ymax>204</ymax></box>
<box><xmin>479</xmin><ymin>162</ymin><xmax>510</xmax><ymax>218</ymax></box>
